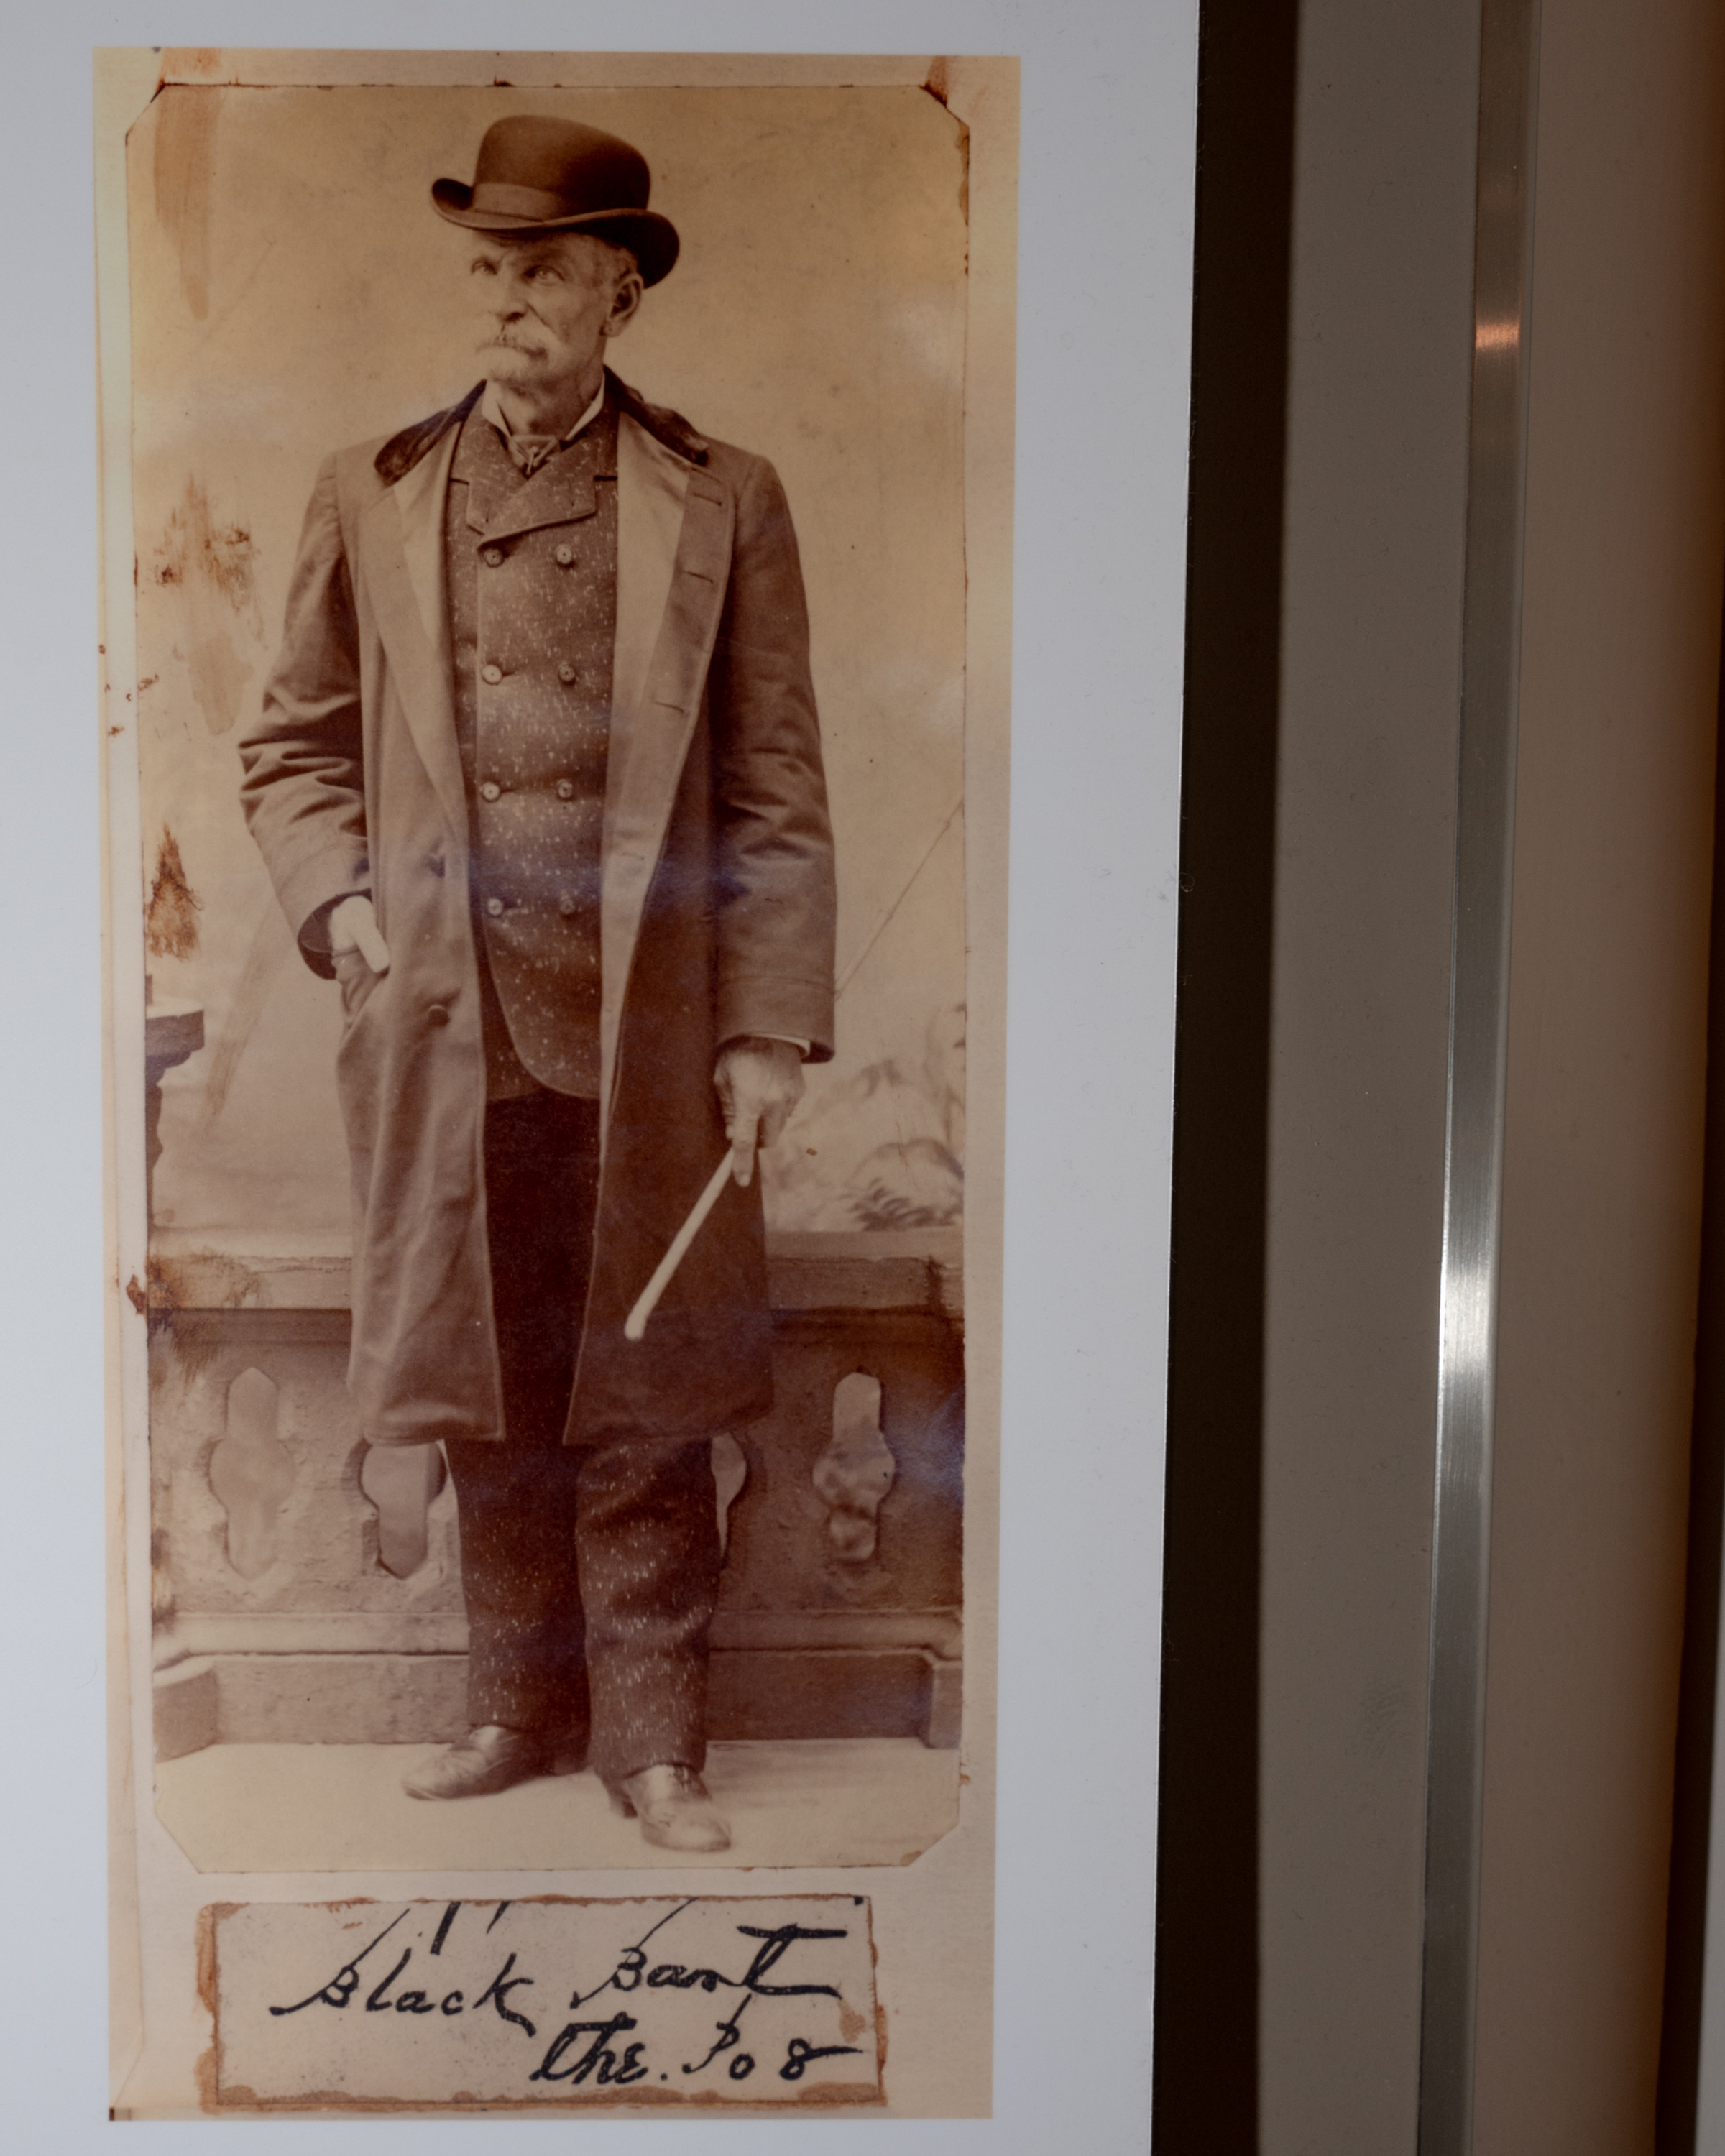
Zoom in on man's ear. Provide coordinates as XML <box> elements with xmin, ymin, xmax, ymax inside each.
<box><xmin>604</xmin><ymin>273</ymin><xmax>645</xmax><ymax>339</ymax></box>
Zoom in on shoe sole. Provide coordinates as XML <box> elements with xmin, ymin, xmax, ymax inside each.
<box><xmin>638</xmin><ymin>1820</ymin><xmax>732</xmax><ymax>1852</ymax></box>
<box><xmin>603</xmin><ymin>1782</ymin><xmax>731</xmax><ymax>1851</ymax></box>
<box><xmin>405</xmin><ymin>1735</ymin><xmax>589</xmax><ymax>1800</ymax></box>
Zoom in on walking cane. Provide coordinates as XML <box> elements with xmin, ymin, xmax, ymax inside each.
<box><xmin>623</xmin><ymin>793</ymin><xmax>960</xmax><ymax>1344</ymax></box>
<box><xmin>624</xmin><ymin>1152</ymin><xmax>737</xmax><ymax>1342</ymax></box>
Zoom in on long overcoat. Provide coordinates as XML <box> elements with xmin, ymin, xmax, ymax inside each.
<box><xmin>239</xmin><ymin>374</ymin><xmax>837</xmax><ymax>1448</ymax></box>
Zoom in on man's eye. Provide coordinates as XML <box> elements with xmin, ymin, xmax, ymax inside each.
<box><xmin>470</xmin><ymin>260</ymin><xmax>497</xmax><ymax>277</ymax></box>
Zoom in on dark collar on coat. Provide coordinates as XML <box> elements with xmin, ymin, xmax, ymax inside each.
<box><xmin>373</xmin><ymin>369</ymin><xmax>709</xmax><ymax>486</ymax></box>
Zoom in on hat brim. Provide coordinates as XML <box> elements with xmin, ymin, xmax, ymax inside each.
<box><xmin>431</xmin><ymin>183</ymin><xmax>679</xmax><ymax>285</ymax></box>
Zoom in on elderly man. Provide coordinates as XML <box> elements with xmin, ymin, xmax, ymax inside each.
<box><xmin>239</xmin><ymin>115</ymin><xmax>837</xmax><ymax>1853</ymax></box>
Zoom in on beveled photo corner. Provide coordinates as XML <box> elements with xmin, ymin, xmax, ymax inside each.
<box><xmin>129</xmin><ymin>80</ymin><xmax>975</xmax><ymax>1874</ymax></box>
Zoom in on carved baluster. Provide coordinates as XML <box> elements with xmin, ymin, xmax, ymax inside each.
<box><xmin>208</xmin><ymin>1367</ymin><xmax>294</xmax><ymax>1579</ymax></box>
<box><xmin>712</xmin><ymin>1432</ymin><xmax>749</xmax><ymax>1558</ymax></box>
<box><xmin>813</xmin><ymin>1371</ymin><xmax>896</xmax><ymax>1562</ymax></box>
<box><xmin>359</xmin><ymin>1443</ymin><xmax>448</xmax><ymax>1579</ymax></box>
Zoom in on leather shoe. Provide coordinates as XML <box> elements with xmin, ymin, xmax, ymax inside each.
<box><xmin>606</xmin><ymin>1763</ymin><xmax>731</xmax><ymax>1852</ymax></box>
<box><xmin>404</xmin><ymin>1722</ymin><xmax>586</xmax><ymax>1800</ymax></box>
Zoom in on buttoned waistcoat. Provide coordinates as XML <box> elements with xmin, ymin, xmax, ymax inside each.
<box><xmin>239</xmin><ymin>372</ymin><xmax>837</xmax><ymax>1448</ymax></box>
<box><xmin>446</xmin><ymin>399</ymin><xmax>619</xmax><ymax>1098</ymax></box>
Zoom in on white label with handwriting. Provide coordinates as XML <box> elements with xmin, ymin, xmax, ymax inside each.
<box><xmin>206</xmin><ymin>1895</ymin><xmax>881</xmax><ymax>2109</ymax></box>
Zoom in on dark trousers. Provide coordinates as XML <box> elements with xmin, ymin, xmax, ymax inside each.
<box><xmin>443</xmin><ymin>1092</ymin><xmax>721</xmax><ymax>1784</ymax></box>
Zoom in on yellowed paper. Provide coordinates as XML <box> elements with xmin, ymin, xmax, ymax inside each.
<box><xmin>100</xmin><ymin>46</ymin><xmax>1015</xmax><ymax>2119</ymax></box>
<box><xmin>203</xmin><ymin>1895</ymin><xmax>882</xmax><ymax>2109</ymax></box>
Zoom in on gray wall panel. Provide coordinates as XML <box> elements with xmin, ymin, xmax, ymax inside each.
<box><xmin>1476</xmin><ymin>1</ymin><xmax>1725</xmax><ymax>2147</ymax></box>
<box><xmin>1261</xmin><ymin>4</ymin><xmax>1480</xmax><ymax>2147</ymax></box>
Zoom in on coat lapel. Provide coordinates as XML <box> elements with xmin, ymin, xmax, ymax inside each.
<box><xmin>601</xmin><ymin>413</ymin><xmax>735</xmax><ymax>1133</ymax></box>
<box><xmin>358</xmin><ymin>422</ymin><xmax>469</xmax><ymax>847</ymax></box>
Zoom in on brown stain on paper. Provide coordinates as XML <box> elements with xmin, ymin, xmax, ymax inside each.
<box><xmin>153</xmin><ymin>479</ymin><xmax>260</xmax><ymax>734</ymax></box>
<box><xmin>164</xmin><ymin>47</ymin><xmax>227</xmax><ymax>82</ymax></box>
<box><xmin>147</xmin><ymin>1249</ymin><xmax>263</xmax><ymax>1316</ymax></box>
<box><xmin>145</xmin><ymin>826</ymin><xmax>202</xmax><ymax>960</ymax></box>
<box><xmin>193</xmin><ymin>1901</ymin><xmax>238</xmax><ymax>2113</ymax></box>
<box><xmin>157</xmin><ymin>479</ymin><xmax>257</xmax><ymax>613</ymax></box>
<box><xmin>146</xmin><ymin>1252</ymin><xmax>264</xmax><ymax>1378</ymax></box>
<box><xmin>921</xmin><ymin>59</ymin><xmax>970</xmax><ymax>222</ymax></box>
<box><xmin>152</xmin><ymin>85</ymin><xmax>221</xmax><ymax>321</ymax></box>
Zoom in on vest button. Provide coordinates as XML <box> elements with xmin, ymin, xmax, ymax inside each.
<box><xmin>556</xmin><ymin>779</ymin><xmax>574</xmax><ymax>801</ymax></box>
<box><xmin>555</xmin><ymin>545</ymin><xmax>574</xmax><ymax>567</ymax></box>
<box><xmin>482</xmin><ymin>663</ymin><xmax>503</xmax><ymax>685</ymax></box>
<box><xmin>559</xmin><ymin>896</ymin><xmax>577</xmax><ymax>916</ymax></box>
<box><xmin>479</xmin><ymin>780</ymin><xmax>501</xmax><ymax>802</ymax></box>
<box><xmin>486</xmin><ymin>897</ymin><xmax>505</xmax><ymax>918</ymax></box>
<box><xmin>426</xmin><ymin>1004</ymin><xmax>450</xmax><ymax>1026</ymax></box>
<box><xmin>558</xmin><ymin>661</ymin><xmax>577</xmax><ymax>685</ymax></box>
<box><xmin>482</xmin><ymin>547</ymin><xmax>504</xmax><ymax>567</ymax></box>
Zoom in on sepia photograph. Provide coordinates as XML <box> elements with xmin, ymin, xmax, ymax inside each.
<box><xmin>126</xmin><ymin>68</ymin><xmax>981</xmax><ymax>1890</ymax></box>
<box><xmin>0</xmin><ymin>3</ymin><xmax>1180</xmax><ymax>2134</ymax></box>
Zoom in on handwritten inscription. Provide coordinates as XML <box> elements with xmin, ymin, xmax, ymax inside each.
<box><xmin>206</xmin><ymin>1896</ymin><xmax>881</xmax><ymax>2109</ymax></box>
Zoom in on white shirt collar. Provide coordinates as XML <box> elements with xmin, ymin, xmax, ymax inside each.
<box><xmin>479</xmin><ymin>376</ymin><xmax>607</xmax><ymax>453</ymax></box>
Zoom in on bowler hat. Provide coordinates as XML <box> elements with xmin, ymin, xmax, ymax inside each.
<box><xmin>433</xmin><ymin>116</ymin><xmax>679</xmax><ymax>286</ymax></box>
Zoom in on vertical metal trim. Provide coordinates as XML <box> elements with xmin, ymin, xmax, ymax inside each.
<box><xmin>1417</xmin><ymin>1</ymin><xmax>1542</xmax><ymax>2150</ymax></box>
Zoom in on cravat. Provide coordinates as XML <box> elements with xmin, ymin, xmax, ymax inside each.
<box><xmin>502</xmin><ymin>433</ymin><xmax>563</xmax><ymax>477</ymax></box>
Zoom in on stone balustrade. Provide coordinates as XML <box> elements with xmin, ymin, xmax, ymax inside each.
<box><xmin>147</xmin><ymin>1226</ymin><xmax>964</xmax><ymax>1762</ymax></box>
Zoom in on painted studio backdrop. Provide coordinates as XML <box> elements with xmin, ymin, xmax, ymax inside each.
<box><xmin>128</xmin><ymin>78</ymin><xmax>972</xmax><ymax>1874</ymax></box>
<box><xmin>134</xmin><ymin>86</ymin><xmax>967</xmax><ymax>1240</ymax></box>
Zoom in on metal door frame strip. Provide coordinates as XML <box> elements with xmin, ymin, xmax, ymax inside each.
<box><xmin>1417</xmin><ymin>1</ymin><xmax>1543</xmax><ymax>2148</ymax></box>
